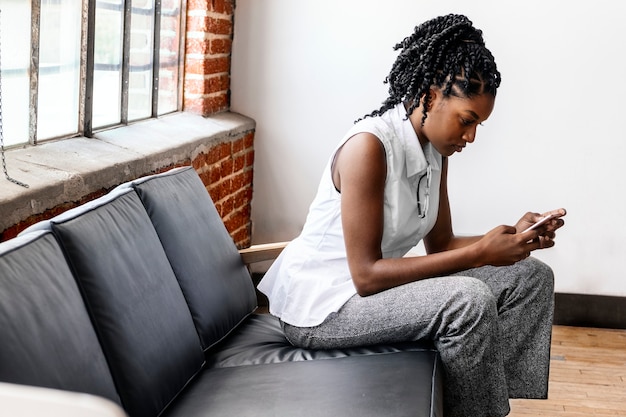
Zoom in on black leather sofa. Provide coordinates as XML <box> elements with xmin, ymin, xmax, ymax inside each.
<box><xmin>0</xmin><ymin>166</ymin><xmax>444</xmax><ymax>417</ymax></box>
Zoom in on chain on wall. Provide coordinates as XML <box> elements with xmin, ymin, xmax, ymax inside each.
<box><xmin>0</xmin><ymin>9</ymin><xmax>28</xmax><ymax>188</ymax></box>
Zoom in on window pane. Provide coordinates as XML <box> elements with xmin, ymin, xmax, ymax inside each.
<box><xmin>38</xmin><ymin>0</ymin><xmax>82</xmax><ymax>141</ymax></box>
<box><xmin>159</xmin><ymin>0</ymin><xmax>182</xmax><ymax>115</ymax></box>
<box><xmin>93</xmin><ymin>0</ymin><xmax>123</xmax><ymax>128</ymax></box>
<box><xmin>128</xmin><ymin>0</ymin><xmax>154</xmax><ymax>121</ymax></box>
<box><xmin>0</xmin><ymin>0</ymin><xmax>31</xmax><ymax>147</ymax></box>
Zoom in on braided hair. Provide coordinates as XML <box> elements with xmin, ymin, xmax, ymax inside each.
<box><xmin>362</xmin><ymin>14</ymin><xmax>501</xmax><ymax>125</ymax></box>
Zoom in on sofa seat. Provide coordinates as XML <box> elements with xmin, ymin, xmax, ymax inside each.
<box><xmin>164</xmin><ymin>351</ymin><xmax>440</xmax><ymax>417</ymax></box>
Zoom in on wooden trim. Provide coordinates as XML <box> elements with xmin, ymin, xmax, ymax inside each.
<box><xmin>239</xmin><ymin>241</ymin><xmax>288</xmax><ymax>266</ymax></box>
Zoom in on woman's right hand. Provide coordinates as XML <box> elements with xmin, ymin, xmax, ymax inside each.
<box><xmin>473</xmin><ymin>225</ymin><xmax>539</xmax><ymax>266</ymax></box>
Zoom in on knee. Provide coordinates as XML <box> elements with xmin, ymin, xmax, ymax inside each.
<box><xmin>446</xmin><ymin>277</ymin><xmax>497</xmax><ymax>325</ymax></box>
<box><xmin>523</xmin><ymin>257</ymin><xmax>555</xmax><ymax>294</ymax></box>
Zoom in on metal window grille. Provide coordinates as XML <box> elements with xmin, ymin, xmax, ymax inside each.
<box><xmin>16</xmin><ymin>0</ymin><xmax>185</xmax><ymax>143</ymax></box>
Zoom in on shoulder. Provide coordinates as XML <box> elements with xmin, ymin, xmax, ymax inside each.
<box><xmin>338</xmin><ymin>132</ymin><xmax>386</xmax><ymax>166</ymax></box>
<box><xmin>332</xmin><ymin>132</ymin><xmax>386</xmax><ymax>193</ymax></box>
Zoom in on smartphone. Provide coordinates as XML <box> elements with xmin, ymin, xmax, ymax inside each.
<box><xmin>522</xmin><ymin>213</ymin><xmax>561</xmax><ymax>233</ymax></box>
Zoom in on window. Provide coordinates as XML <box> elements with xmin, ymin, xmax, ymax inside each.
<box><xmin>0</xmin><ymin>0</ymin><xmax>185</xmax><ymax>148</ymax></box>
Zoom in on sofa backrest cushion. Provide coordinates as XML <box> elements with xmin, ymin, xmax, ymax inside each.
<box><xmin>0</xmin><ymin>231</ymin><xmax>120</xmax><ymax>405</ymax></box>
<box><xmin>130</xmin><ymin>166</ymin><xmax>257</xmax><ymax>350</ymax></box>
<box><xmin>48</xmin><ymin>188</ymin><xmax>204</xmax><ymax>417</ymax></box>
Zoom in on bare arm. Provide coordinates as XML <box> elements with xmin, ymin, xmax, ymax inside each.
<box><xmin>334</xmin><ymin>134</ymin><xmax>548</xmax><ymax>296</ymax></box>
<box><xmin>423</xmin><ymin>156</ymin><xmax>483</xmax><ymax>253</ymax></box>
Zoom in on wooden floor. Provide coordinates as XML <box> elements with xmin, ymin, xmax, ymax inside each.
<box><xmin>509</xmin><ymin>325</ymin><xmax>626</xmax><ymax>416</ymax></box>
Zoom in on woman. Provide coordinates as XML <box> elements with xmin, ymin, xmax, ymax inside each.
<box><xmin>258</xmin><ymin>13</ymin><xmax>565</xmax><ymax>417</ymax></box>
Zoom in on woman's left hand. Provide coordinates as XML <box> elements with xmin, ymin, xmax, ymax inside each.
<box><xmin>515</xmin><ymin>208</ymin><xmax>566</xmax><ymax>248</ymax></box>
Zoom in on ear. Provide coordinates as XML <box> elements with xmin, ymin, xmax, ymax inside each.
<box><xmin>425</xmin><ymin>87</ymin><xmax>443</xmax><ymax>110</ymax></box>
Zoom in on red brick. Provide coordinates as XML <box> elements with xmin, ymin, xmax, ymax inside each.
<box><xmin>208</xmin><ymin>184</ymin><xmax>220</xmax><ymax>202</ymax></box>
<box><xmin>210</xmin><ymin>38</ymin><xmax>232</xmax><ymax>55</ymax></box>
<box><xmin>207</xmin><ymin>17</ymin><xmax>232</xmax><ymax>36</ymax></box>
<box><xmin>185</xmin><ymin>75</ymin><xmax>229</xmax><ymax>96</ymax></box>
<box><xmin>207</xmin><ymin>144</ymin><xmax>222</xmax><ymax>163</ymax></box>
<box><xmin>186</xmin><ymin>38</ymin><xmax>210</xmax><ymax>55</ymax></box>
<box><xmin>224</xmin><ymin>211</ymin><xmax>246</xmax><ymax>232</ymax></box>
<box><xmin>208</xmin><ymin>0</ymin><xmax>233</xmax><ymax>14</ymax></box>
<box><xmin>232</xmin><ymin>229</ymin><xmax>250</xmax><ymax>249</ymax></box>
<box><xmin>192</xmin><ymin>152</ymin><xmax>207</xmax><ymax>170</ymax></box>
<box><xmin>233</xmin><ymin>188</ymin><xmax>249</xmax><ymax>209</ymax></box>
<box><xmin>232</xmin><ymin>137</ymin><xmax>244</xmax><ymax>154</ymax></box>
<box><xmin>224</xmin><ymin>196</ymin><xmax>236</xmax><ymax>216</ymax></box>
<box><xmin>209</xmin><ymin>94</ymin><xmax>230</xmax><ymax>114</ymax></box>
<box><xmin>233</xmin><ymin>154</ymin><xmax>245</xmax><ymax>172</ymax></box>
<box><xmin>206</xmin><ymin>164</ymin><xmax>219</xmax><ymax>183</ymax></box>
<box><xmin>220</xmin><ymin>179</ymin><xmax>232</xmax><ymax>200</ymax></box>
<box><xmin>230</xmin><ymin>171</ymin><xmax>245</xmax><ymax>189</ymax></box>
<box><xmin>220</xmin><ymin>159</ymin><xmax>233</xmax><ymax>177</ymax></box>
<box><xmin>245</xmin><ymin>149</ymin><xmax>255</xmax><ymax>168</ymax></box>
<box><xmin>218</xmin><ymin>141</ymin><xmax>232</xmax><ymax>159</ymax></box>
<box><xmin>243</xmin><ymin>132</ymin><xmax>254</xmax><ymax>149</ymax></box>
<box><xmin>207</xmin><ymin>74</ymin><xmax>230</xmax><ymax>93</ymax></box>
<box><xmin>187</xmin><ymin>15</ymin><xmax>209</xmax><ymax>33</ymax></box>
<box><xmin>243</xmin><ymin>187</ymin><xmax>253</xmax><ymax>205</ymax></box>
<box><xmin>198</xmin><ymin>170</ymin><xmax>211</xmax><ymax>186</ymax></box>
<box><xmin>187</xmin><ymin>0</ymin><xmax>233</xmax><ymax>14</ymax></box>
<box><xmin>183</xmin><ymin>93</ymin><xmax>229</xmax><ymax>116</ymax></box>
<box><xmin>0</xmin><ymin>225</ymin><xmax>19</xmax><ymax>241</ymax></box>
<box><xmin>185</xmin><ymin>56</ymin><xmax>230</xmax><ymax>76</ymax></box>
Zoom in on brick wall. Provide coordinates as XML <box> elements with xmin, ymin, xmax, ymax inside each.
<box><xmin>192</xmin><ymin>132</ymin><xmax>255</xmax><ymax>248</ymax></box>
<box><xmin>185</xmin><ymin>0</ymin><xmax>254</xmax><ymax>247</ymax></box>
<box><xmin>183</xmin><ymin>0</ymin><xmax>254</xmax><ymax>247</ymax></box>
<box><xmin>184</xmin><ymin>0</ymin><xmax>233</xmax><ymax>116</ymax></box>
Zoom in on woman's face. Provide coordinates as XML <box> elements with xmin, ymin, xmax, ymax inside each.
<box><xmin>411</xmin><ymin>89</ymin><xmax>496</xmax><ymax>157</ymax></box>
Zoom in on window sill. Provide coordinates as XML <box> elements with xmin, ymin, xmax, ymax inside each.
<box><xmin>0</xmin><ymin>111</ymin><xmax>255</xmax><ymax>235</ymax></box>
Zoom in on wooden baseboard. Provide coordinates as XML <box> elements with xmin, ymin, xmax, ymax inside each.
<box><xmin>554</xmin><ymin>293</ymin><xmax>626</xmax><ymax>329</ymax></box>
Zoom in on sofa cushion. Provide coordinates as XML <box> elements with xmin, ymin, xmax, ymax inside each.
<box><xmin>130</xmin><ymin>166</ymin><xmax>257</xmax><ymax>350</ymax></box>
<box><xmin>207</xmin><ymin>313</ymin><xmax>439</xmax><ymax>367</ymax></box>
<box><xmin>47</xmin><ymin>189</ymin><xmax>204</xmax><ymax>417</ymax></box>
<box><xmin>0</xmin><ymin>231</ymin><xmax>120</xmax><ymax>405</ymax></box>
<box><xmin>163</xmin><ymin>351</ymin><xmax>442</xmax><ymax>417</ymax></box>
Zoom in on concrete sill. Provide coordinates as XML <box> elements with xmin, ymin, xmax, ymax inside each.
<box><xmin>0</xmin><ymin>111</ymin><xmax>255</xmax><ymax>234</ymax></box>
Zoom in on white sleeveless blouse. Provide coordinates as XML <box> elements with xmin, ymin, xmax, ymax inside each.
<box><xmin>258</xmin><ymin>103</ymin><xmax>443</xmax><ymax>327</ymax></box>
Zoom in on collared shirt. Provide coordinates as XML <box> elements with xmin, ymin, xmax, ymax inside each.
<box><xmin>258</xmin><ymin>103</ymin><xmax>443</xmax><ymax>327</ymax></box>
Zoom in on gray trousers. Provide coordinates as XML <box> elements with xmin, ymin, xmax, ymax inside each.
<box><xmin>281</xmin><ymin>257</ymin><xmax>555</xmax><ymax>417</ymax></box>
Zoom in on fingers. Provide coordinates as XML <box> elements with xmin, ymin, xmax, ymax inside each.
<box><xmin>527</xmin><ymin>234</ymin><xmax>555</xmax><ymax>252</ymax></box>
<box><xmin>542</xmin><ymin>207</ymin><xmax>567</xmax><ymax>218</ymax></box>
<box><xmin>550</xmin><ymin>217</ymin><xmax>565</xmax><ymax>231</ymax></box>
<box><xmin>536</xmin><ymin>235</ymin><xmax>555</xmax><ymax>249</ymax></box>
<box><xmin>520</xmin><ymin>227</ymin><xmax>541</xmax><ymax>243</ymax></box>
<box><xmin>502</xmin><ymin>224</ymin><xmax>519</xmax><ymax>235</ymax></box>
<box><xmin>542</xmin><ymin>208</ymin><xmax>566</xmax><ymax>231</ymax></box>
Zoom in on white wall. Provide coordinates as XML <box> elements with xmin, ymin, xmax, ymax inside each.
<box><xmin>231</xmin><ymin>0</ymin><xmax>626</xmax><ymax>297</ymax></box>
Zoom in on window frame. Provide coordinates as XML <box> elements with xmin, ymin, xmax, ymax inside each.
<box><xmin>25</xmin><ymin>0</ymin><xmax>186</xmax><ymax>145</ymax></box>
